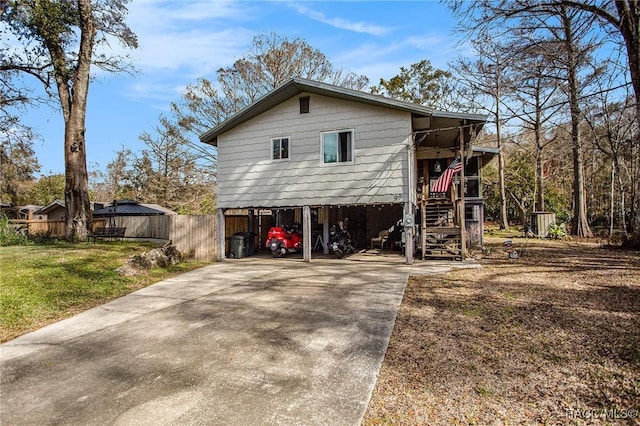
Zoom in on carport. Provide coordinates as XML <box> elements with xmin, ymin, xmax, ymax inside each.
<box><xmin>221</xmin><ymin>204</ymin><xmax>405</xmax><ymax>259</ymax></box>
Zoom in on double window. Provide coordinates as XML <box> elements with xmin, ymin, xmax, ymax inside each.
<box><xmin>271</xmin><ymin>137</ymin><xmax>289</xmax><ymax>160</ymax></box>
<box><xmin>322</xmin><ymin>130</ymin><xmax>353</xmax><ymax>164</ymax></box>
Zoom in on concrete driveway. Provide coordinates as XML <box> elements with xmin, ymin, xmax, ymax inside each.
<box><xmin>1</xmin><ymin>253</ymin><xmax>419</xmax><ymax>425</ymax></box>
<box><xmin>1</xmin><ymin>252</ymin><xmax>477</xmax><ymax>425</ymax></box>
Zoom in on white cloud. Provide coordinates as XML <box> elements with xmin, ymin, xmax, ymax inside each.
<box><xmin>132</xmin><ymin>27</ymin><xmax>253</xmax><ymax>76</ymax></box>
<box><xmin>127</xmin><ymin>0</ymin><xmax>250</xmax><ymax>31</ymax></box>
<box><xmin>122</xmin><ymin>80</ymin><xmax>184</xmax><ymax>104</ymax></box>
<box><xmin>108</xmin><ymin>0</ymin><xmax>258</xmax><ymax>103</ymax></box>
<box><xmin>288</xmin><ymin>3</ymin><xmax>391</xmax><ymax>36</ymax></box>
<box><xmin>124</xmin><ymin>0</ymin><xmax>255</xmax><ymax>76</ymax></box>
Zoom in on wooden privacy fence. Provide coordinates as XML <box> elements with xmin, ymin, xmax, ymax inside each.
<box><xmin>16</xmin><ymin>215</ymin><xmax>219</xmax><ymax>261</ymax></box>
<box><xmin>13</xmin><ymin>219</ymin><xmax>66</xmax><ymax>236</ymax></box>
<box><xmin>109</xmin><ymin>215</ymin><xmax>218</xmax><ymax>261</ymax></box>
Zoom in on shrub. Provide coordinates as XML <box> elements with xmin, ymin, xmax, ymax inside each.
<box><xmin>0</xmin><ymin>215</ymin><xmax>33</xmax><ymax>246</ymax></box>
<box><xmin>548</xmin><ymin>223</ymin><xmax>570</xmax><ymax>240</ymax></box>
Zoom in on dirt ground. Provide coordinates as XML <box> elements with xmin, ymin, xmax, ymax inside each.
<box><xmin>363</xmin><ymin>236</ymin><xmax>640</xmax><ymax>425</ymax></box>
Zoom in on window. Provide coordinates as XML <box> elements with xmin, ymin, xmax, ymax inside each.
<box><xmin>271</xmin><ymin>137</ymin><xmax>289</xmax><ymax>160</ymax></box>
<box><xmin>465</xmin><ymin>204</ymin><xmax>480</xmax><ymax>221</ymax></box>
<box><xmin>299</xmin><ymin>96</ymin><xmax>310</xmax><ymax>114</ymax></box>
<box><xmin>453</xmin><ymin>157</ymin><xmax>481</xmax><ymax>198</ymax></box>
<box><xmin>464</xmin><ymin>157</ymin><xmax>480</xmax><ymax>197</ymax></box>
<box><xmin>322</xmin><ymin>130</ymin><xmax>353</xmax><ymax>164</ymax></box>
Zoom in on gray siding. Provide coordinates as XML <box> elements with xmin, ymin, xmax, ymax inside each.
<box><xmin>217</xmin><ymin>93</ymin><xmax>411</xmax><ymax>208</ymax></box>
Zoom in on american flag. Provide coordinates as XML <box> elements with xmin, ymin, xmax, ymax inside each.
<box><xmin>431</xmin><ymin>156</ymin><xmax>462</xmax><ymax>193</ymax></box>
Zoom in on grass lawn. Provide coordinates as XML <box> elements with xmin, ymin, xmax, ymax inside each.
<box><xmin>364</xmin><ymin>237</ymin><xmax>640</xmax><ymax>425</ymax></box>
<box><xmin>0</xmin><ymin>242</ymin><xmax>209</xmax><ymax>343</ymax></box>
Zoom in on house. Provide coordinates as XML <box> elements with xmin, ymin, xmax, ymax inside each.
<box><xmin>36</xmin><ymin>200</ymin><xmax>104</xmax><ymax>220</ymax></box>
<box><xmin>35</xmin><ymin>200</ymin><xmax>107</xmax><ymax>221</ymax></box>
<box><xmin>34</xmin><ymin>200</ymin><xmax>67</xmax><ymax>220</ymax></box>
<box><xmin>3</xmin><ymin>204</ymin><xmax>45</xmax><ymax>220</ymax></box>
<box><xmin>200</xmin><ymin>77</ymin><xmax>494</xmax><ymax>263</ymax></box>
<box><xmin>92</xmin><ymin>200</ymin><xmax>176</xmax><ymax>218</ymax></box>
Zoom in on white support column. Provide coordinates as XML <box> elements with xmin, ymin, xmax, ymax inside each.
<box><xmin>303</xmin><ymin>205</ymin><xmax>311</xmax><ymax>262</ymax></box>
<box><xmin>216</xmin><ymin>208</ymin><xmax>226</xmax><ymax>261</ymax></box>
<box><xmin>405</xmin><ymin>131</ymin><xmax>416</xmax><ymax>265</ymax></box>
<box><xmin>404</xmin><ymin>203</ymin><xmax>414</xmax><ymax>265</ymax></box>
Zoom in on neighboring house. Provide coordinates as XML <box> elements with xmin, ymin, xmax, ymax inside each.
<box><xmin>4</xmin><ymin>204</ymin><xmax>45</xmax><ymax>220</ymax></box>
<box><xmin>92</xmin><ymin>199</ymin><xmax>176</xmax><ymax>217</ymax></box>
<box><xmin>35</xmin><ymin>200</ymin><xmax>106</xmax><ymax>220</ymax></box>
<box><xmin>200</xmin><ymin>77</ymin><xmax>494</xmax><ymax>262</ymax></box>
<box><xmin>34</xmin><ymin>200</ymin><xmax>66</xmax><ymax>220</ymax></box>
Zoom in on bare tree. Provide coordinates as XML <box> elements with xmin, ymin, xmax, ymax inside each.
<box><xmin>137</xmin><ymin>117</ymin><xmax>216</xmax><ymax>214</ymax></box>
<box><xmin>560</xmin><ymin>0</ymin><xmax>640</xmax><ymax>244</ymax></box>
<box><xmin>583</xmin><ymin>64</ymin><xmax>637</xmax><ymax>239</ymax></box>
<box><xmin>448</xmin><ymin>0</ymin><xmax>640</xmax><ymax>241</ymax></box>
<box><xmin>448</xmin><ymin>0</ymin><xmax>603</xmax><ymax>237</ymax></box>
<box><xmin>450</xmin><ymin>38</ymin><xmax>513</xmax><ymax>230</ymax></box>
<box><xmin>503</xmin><ymin>42</ymin><xmax>565</xmax><ymax>213</ymax></box>
<box><xmin>1</xmin><ymin>0</ymin><xmax>137</xmax><ymax>241</ymax></box>
<box><xmin>140</xmin><ymin>33</ymin><xmax>368</xmax><ymax>212</ymax></box>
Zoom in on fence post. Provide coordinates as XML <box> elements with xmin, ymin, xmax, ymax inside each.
<box><xmin>216</xmin><ymin>209</ymin><xmax>225</xmax><ymax>261</ymax></box>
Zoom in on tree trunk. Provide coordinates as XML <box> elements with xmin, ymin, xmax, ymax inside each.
<box><xmin>561</xmin><ymin>6</ymin><xmax>593</xmax><ymax>238</ymax></box>
<box><xmin>61</xmin><ymin>0</ymin><xmax>95</xmax><ymax>241</ymax></box>
<box><xmin>609</xmin><ymin>162</ymin><xmax>615</xmax><ymax>238</ymax></box>
<box><xmin>613</xmin><ymin>1</ymin><xmax>640</xmax><ymax>244</ymax></box>
<box><xmin>535</xmin><ymin>150</ymin><xmax>545</xmax><ymax>212</ymax></box>
<box><xmin>495</xmin><ymin>83</ymin><xmax>509</xmax><ymax>230</ymax></box>
<box><xmin>64</xmin><ymin>114</ymin><xmax>92</xmax><ymax>241</ymax></box>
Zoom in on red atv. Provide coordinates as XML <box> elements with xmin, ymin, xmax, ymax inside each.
<box><xmin>266</xmin><ymin>225</ymin><xmax>302</xmax><ymax>257</ymax></box>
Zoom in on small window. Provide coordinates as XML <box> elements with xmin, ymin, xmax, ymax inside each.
<box><xmin>271</xmin><ymin>137</ymin><xmax>289</xmax><ymax>160</ymax></box>
<box><xmin>465</xmin><ymin>156</ymin><xmax>479</xmax><ymax>176</ymax></box>
<box><xmin>322</xmin><ymin>130</ymin><xmax>353</xmax><ymax>164</ymax></box>
<box><xmin>465</xmin><ymin>204</ymin><xmax>480</xmax><ymax>221</ymax></box>
<box><xmin>299</xmin><ymin>96</ymin><xmax>310</xmax><ymax>114</ymax></box>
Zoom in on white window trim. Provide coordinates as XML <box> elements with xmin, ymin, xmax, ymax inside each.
<box><xmin>320</xmin><ymin>129</ymin><xmax>355</xmax><ymax>166</ymax></box>
<box><xmin>271</xmin><ymin>136</ymin><xmax>291</xmax><ymax>161</ymax></box>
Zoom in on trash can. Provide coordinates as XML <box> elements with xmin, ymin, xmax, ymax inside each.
<box><xmin>229</xmin><ymin>233</ymin><xmax>247</xmax><ymax>259</ymax></box>
<box><xmin>229</xmin><ymin>232</ymin><xmax>256</xmax><ymax>258</ymax></box>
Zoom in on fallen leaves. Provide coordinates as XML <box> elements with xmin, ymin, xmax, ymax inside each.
<box><xmin>364</xmin><ymin>238</ymin><xmax>640</xmax><ymax>425</ymax></box>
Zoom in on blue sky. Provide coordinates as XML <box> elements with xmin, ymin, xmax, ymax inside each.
<box><xmin>23</xmin><ymin>0</ymin><xmax>466</xmax><ymax>176</ymax></box>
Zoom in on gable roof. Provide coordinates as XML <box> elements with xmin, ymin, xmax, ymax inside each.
<box><xmin>35</xmin><ymin>200</ymin><xmax>65</xmax><ymax>215</ymax></box>
<box><xmin>199</xmin><ymin>77</ymin><xmax>487</xmax><ymax>146</ymax></box>
<box><xmin>35</xmin><ymin>200</ymin><xmax>107</xmax><ymax>215</ymax></box>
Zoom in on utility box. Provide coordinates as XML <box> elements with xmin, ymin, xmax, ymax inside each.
<box><xmin>530</xmin><ymin>212</ymin><xmax>556</xmax><ymax>238</ymax></box>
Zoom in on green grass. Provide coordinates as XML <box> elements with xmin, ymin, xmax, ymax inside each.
<box><xmin>0</xmin><ymin>242</ymin><xmax>210</xmax><ymax>342</ymax></box>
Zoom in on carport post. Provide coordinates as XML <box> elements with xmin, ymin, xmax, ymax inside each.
<box><xmin>323</xmin><ymin>206</ymin><xmax>330</xmax><ymax>254</ymax></box>
<box><xmin>404</xmin><ymin>203</ymin><xmax>415</xmax><ymax>265</ymax></box>
<box><xmin>303</xmin><ymin>205</ymin><xmax>311</xmax><ymax>261</ymax></box>
<box><xmin>216</xmin><ymin>208</ymin><xmax>225</xmax><ymax>261</ymax></box>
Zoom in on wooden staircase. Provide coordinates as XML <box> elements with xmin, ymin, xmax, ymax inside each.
<box><xmin>420</xmin><ymin>199</ymin><xmax>462</xmax><ymax>260</ymax></box>
<box><xmin>425</xmin><ymin>200</ymin><xmax>454</xmax><ymax>226</ymax></box>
